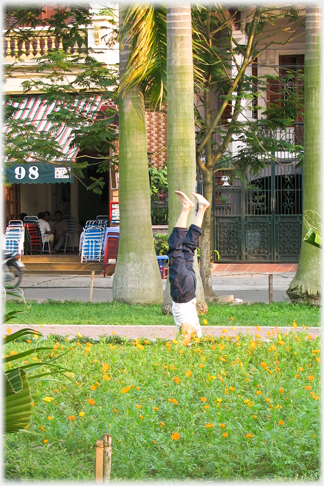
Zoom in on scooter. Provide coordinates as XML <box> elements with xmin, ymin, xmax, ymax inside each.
<box><xmin>3</xmin><ymin>252</ymin><xmax>25</xmax><ymax>287</ymax></box>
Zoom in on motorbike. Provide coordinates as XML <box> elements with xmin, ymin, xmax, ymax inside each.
<box><xmin>3</xmin><ymin>252</ymin><xmax>25</xmax><ymax>287</ymax></box>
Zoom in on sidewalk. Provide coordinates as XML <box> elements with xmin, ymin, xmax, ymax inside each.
<box><xmin>3</xmin><ymin>323</ymin><xmax>320</xmax><ymax>341</ymax></box>
<box><xmin>211</xmin><ymin>263</ymin><xmax>298</xmax><ymax>274</ymax></box>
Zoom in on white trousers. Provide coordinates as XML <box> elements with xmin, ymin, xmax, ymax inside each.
<box><xmin>172</xmin><ymin>298</ymin><xmax>202</xmax><ymax>338</ymax></box>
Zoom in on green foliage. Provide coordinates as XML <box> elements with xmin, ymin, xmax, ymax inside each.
<box><xmin>3</xmin><ymin>6</ymin><xmax>119</xmax><ymax>193</ymax></box>
<box><xmin>149</xmin><ymin>165</ymin><xmax>168</xmax><ymax>195</ymax></box>
<box><xmin>154</xmin><ymin>233</ymin><xmax>169</xmax><ymax>255</ymax></box>
<box><xmin>3</xmin><ymin>332</ymin><xmax>321</xmax><ymax>481</ymax></box>
<box><xmin>303</xmin><ymin>210</ymin><xmax>322</xmax><ymax>249</ymax></box>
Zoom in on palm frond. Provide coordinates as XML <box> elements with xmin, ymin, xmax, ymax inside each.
<box><xmin>303</xmin><ymin>210</ymin><xmax>322</xmax><ymax>248</ymax></box>
<box><xmin>119</xmin><ymin>4</ymin><xmax>167</xmax><ymax>109</ymax></box>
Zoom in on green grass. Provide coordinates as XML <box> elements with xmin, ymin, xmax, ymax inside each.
<box><xmin>4</xmin><ymin>332</ymin><xmax>321</xmax><ymax>481</ymax></box>
<box><xmin>5</xmin><ymin>300</ymin><xmax>321</xmax><ymax>327</ymax></box>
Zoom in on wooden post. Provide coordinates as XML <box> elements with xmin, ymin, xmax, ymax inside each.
<box><xmin>102</xmin><ymin>433</ymin><xmax>112</xmax><ymax>482</ymax></box>
<box><xmin>95</xmin><ymin>440</ymin><xmax>103</xmax><ymax>483</ymax></box>
<box><xmin>90</xmin><ymin>270</ymin><xmax>95</xmax><ymax>302</ymax></box>
<box><xmin>268</xmin><ymin>274</ymin><xmax>273</xmax><ymax>303</ymax></box>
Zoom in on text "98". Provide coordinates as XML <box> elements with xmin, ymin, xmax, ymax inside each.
<box><xmin>15</xmin><ymin>166</ymin><xmax>39</xmax><ymax>180</ymax></box>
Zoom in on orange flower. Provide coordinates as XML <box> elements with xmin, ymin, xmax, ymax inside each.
<box><xmin>230</xmin><ymin>317</ymin><xmax>234</xmax><ymax>321</ymax></box>
<box><xmin>199</xmin><ymin>363</ymin><xmax>204</xmax><ymax>369</ymax></box>
<box><xmin>222</xmin><ymin>432</ymin><xmax>228</xmax><ymax>437</ymax></box>
<box><xmin>205</xmin><ymin>423</ymin><xmax>214</xmax><ymax>428</ymax></box>
<box><xmin>308</xmin><ymin>375</ymin><xmax>314</xmax><ymax>381</ymax></box>
<box><xmin>279</xmin><ymin>388</ymin><xmax>284</xmax><ymax>394</ymax></box>
<box><xmin>89</xmin><ymin>398</ymin><xmax>95</xmax><ymax>405</ymax></box>
<box><xmin>43</xmin><ymin>439</ymin><xmax>48</xmax><ymax>444</ymax></box>
<box><xmin>256</xmin><ymin>390</ymin><xmax>262</xmax><ymax>395</ymax></box>
<box><xmin>174</xmin><ymin>377</ymin><xmax>180</xmax><ymax>384</ymax></box>
<box><xmin>219</xmin><ymin>423</ymin><xmax>225</xmax><ymax>428</ymax></box>
<box><xmin>68</xmin><ymin>415</ymin><xmax>76</xmax><ymax>421</ymax></box>
<box><xmin>305</xmin><ymin>385</ymin><xmax>312</xmax><ymax>390</ymax></box>
<box><xmin>103</xmin><ymin>375</ymin><xmax>111</xmax><ymax>381</ymax></box>
<box><xmin>159</xmin><ymin>422</ymin><xmax>165</xmax><ymax>426</ymax></box>
<box><xmin>113</xmin><ymin>409</ymin><xmax>118</xmax><ymax>413</ymax></box>
<box><xmin>229</xmin><ymin>386</ymin><xmax>235</xmax><ymax>391</ymax></box>
<box><xmin>153</xmin><ymin>406</ymin><xmax>159</xmax><ymax>411</ymax></box>
<box><xmin>201</xmin><ymin>397</ymin><xmax>207</xmax><ymax>403</ymax></box>
<box><xmin>139</xmin><ymin>415</ymin><xmax>143</xmax><ymax>420</ymax></box>
<box><xmin>278</xmin><ymin>420</ymin><xmax>284</xmax><ymax>426</ymax></box>
<box><xmin>90</xmin><ymin>385</ymin><xmax>97</xmax><ymax>391</ymax></box>
<box><xmin>171</xmin><ymin>432</ymin><xmax>180</xmax><ymax>440</ymax></box>
<box><xmin>185</xmin><ymin>370</ymin><xmax>192</xmax><ymax>377</ymax></box>
<box><xmin>245</xmin><ymin>433</ymin><xmax>251</xmax><ymax>438</ymax></box>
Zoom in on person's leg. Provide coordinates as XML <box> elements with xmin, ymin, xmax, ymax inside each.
<box><xmin>191</xmin><ymin>192</ymin><xmax>210</xmax><ymax>229</ymax></box>
<box><xmin>54</xmin><ymin>236</ymin><xmax>65</xmax><ymax>252</ymax></box>
<box><xmin>167</xmin><ymin>190</ymin><xmax>194</xmax><ymax>272</ymax></box>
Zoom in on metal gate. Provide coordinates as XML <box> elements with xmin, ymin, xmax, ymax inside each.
<box><xmin>211</xmin><ymin>127</ymin><xmax>303</xmax><ymax>262</ymax></box>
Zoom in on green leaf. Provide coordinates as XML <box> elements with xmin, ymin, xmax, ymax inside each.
<box><xmin>4</xmin><ymin>369</ymin><xmax>32</xmax><ymax>433</ymax></box>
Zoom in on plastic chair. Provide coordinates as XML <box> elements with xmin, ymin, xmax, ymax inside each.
<box><xmin>64</xmin><ymin>218</ymin><xmax>76</xmax><ymax>253</ymax></box>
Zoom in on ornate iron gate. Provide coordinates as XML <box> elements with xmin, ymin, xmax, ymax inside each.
<box><xmin>211</xmin><ymin>129</ymin><xmax>303</xmax><ymax>262</ymax></box>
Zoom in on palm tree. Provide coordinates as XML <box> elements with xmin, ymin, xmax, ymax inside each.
<box><xmin>112</xmin><ymin>7</ymin><xmax>163</xmax><ymax>304</ymax></box>
<box><xmin>162</xmin><ymin>5</ymin><xmax>207</xmax><ymax>314</ymax></box>
<box><xmin>287</xmin><ymin>6</ymin><xmax>322</xmax><ymax>305</ymax></box>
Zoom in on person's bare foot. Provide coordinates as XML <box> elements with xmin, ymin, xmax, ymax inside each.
<box><xmin>191</xmin><ymin>192</ymin><xmax>210</xmax><ymax>209</ymax></box>
<box><xmin>175</xmin><ymin>191</ymin><xmax>195</xmax><ymax>210</ymax></box>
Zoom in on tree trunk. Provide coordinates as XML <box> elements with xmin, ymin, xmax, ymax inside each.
<box><xmin>113</xmin><ymin>8</ymin><xmax>163</xmax><ymax>304</ymax></box>
<box><xmin>200</xmin><ymin>166</ymin><xmax>217</xmax><ymax>301</ymax></box>
<box><xmin>287</xmin><ymin>6</ymin><xmax>321</xmax><ymax>305</ymax></box>
<box><xmin>162</xmin><ymin>5</ymin><xmax>207</xmax><ymax>315</ymax></box>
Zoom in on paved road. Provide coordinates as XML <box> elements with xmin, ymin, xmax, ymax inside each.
<box><xmin>9</xmin><ymin>272</ymin><xmax>295</xmax><ymax>304</ymax></box>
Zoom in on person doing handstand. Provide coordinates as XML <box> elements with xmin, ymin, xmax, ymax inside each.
<box><xmin>167</xmin><ymin>191</ymin><xmax>210</xmax><ymax>341</ymax></box>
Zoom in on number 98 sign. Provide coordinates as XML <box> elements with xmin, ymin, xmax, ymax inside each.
<box><xmin>15</xmin><ymin>166</ymin><xmax>39</xmax><ymax>180</ymax></box>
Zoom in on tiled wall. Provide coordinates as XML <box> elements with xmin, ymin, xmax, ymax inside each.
<box><xmin>145</xmin><ymin>111</ymin><xmax>167</xmax><ymax>169</ymax></box>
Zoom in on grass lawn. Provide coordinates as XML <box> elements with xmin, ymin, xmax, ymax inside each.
<box><xmin>3</xmin><ymin>331</ymin><xmax>321</xmax><ymax>481</ymax></box>
<box><xmin>4</xmin><ymin>300</ymin><xmax>321</xmax><ymax>327</ymax></box>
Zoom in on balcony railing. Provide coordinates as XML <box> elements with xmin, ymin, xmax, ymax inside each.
<box><xmin>3</xmin><ymin>29</ymin><xmax>86</xmax><ymax>60</ymax></box>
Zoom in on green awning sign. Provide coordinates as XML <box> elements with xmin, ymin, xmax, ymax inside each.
<box><xmin>4</xmin><ymin>163</ymin><xmax>73</xmax><ymax>184</ymax></box>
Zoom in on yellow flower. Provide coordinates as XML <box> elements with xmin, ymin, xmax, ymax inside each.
<box><xmin>171</xmin><ymin>432</ymin><xmax>180</xmax><ymax>440</ymax></box>
<box><xmin>172</xmin><ymin>339</ymin><xmax>178</xmax><ymax>344</ymax></box>
<box><xmin>79</xmin><ymin>412</ymin><xmax>85</xmax><ymax>417</ymax></box>
<box><xmin>185</xmin><ymin>370</ymin><xmax>192</xmax><ymax>377</ymax></box>
<box><xmin>203</xmin><ymin>319</ymin><xmax>208</xmax><ymax>326</ymax></box>
<box><xmin>68</xmin><ymin>415</ymin><xmax>76</xmax><ymax>421</ymax></box>
<box><xmin>77</xmin><ymin>332</ymin><xmax>82</xmax><ymax>338</ymax></box>
<box><xmin>43</xmin><ymin>397</ymin><xmax>54</xmax><ymax>403</ymax></box>
<box><xmin>205</xmin><ymin>423</ymin><xmax>214</xmax><ymax>428</ymax></box>
<box><xmin>7</xmin><ymin>327</ymin><xmax>11</xmax><ymax>334</ymax></box>
<box><xmin>47</xmin><ymin>416</ymin><xmax>53</xmax><ymax>420</ymax></box>
<box><xmin>293</xmin><ymin>321</ymin><xmax>297</xmax><ymax>329</ymax></box>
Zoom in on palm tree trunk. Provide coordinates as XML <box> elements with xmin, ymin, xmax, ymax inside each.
<box><xmin>113</xmin><ymin>8</ymin><xmax>163</xmax><ymax>304</ymax></box>
<box><xmin>162</xmin><ymin>5</ymin><xmax>207</xmax><ymax>314</ymax></box>
<box><xmin>287</xmin><ymin>6</ymin><xmax>321</xmax><ymax>305</ymax></box>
